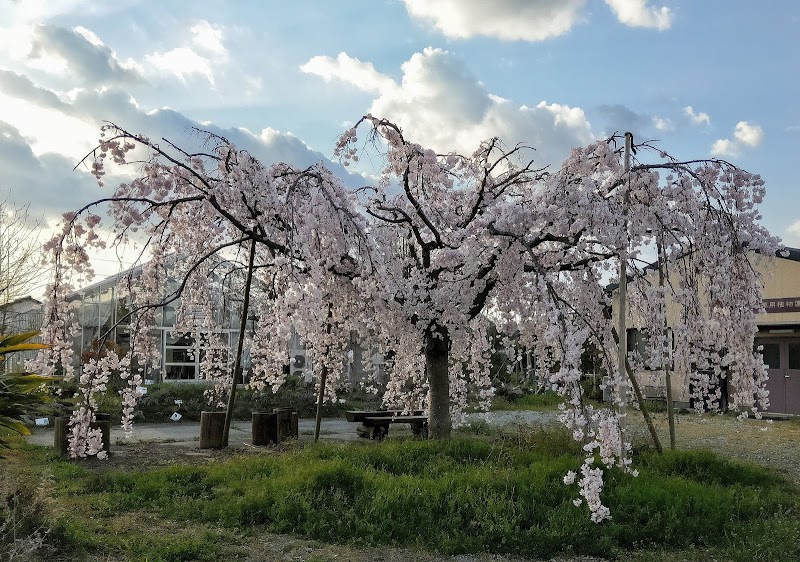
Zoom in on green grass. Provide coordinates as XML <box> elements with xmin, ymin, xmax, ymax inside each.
<box><xmin>489</xmin><ymin>391</ymin><xmax>564</xmax><ymax>411</ymax></box>
<box><xmin>13</xmin><ymin>432</ymin><xmax>797</xmax><ymax>561</ymax></box>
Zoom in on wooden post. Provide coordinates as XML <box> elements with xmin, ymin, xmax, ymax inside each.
<box><xmin>617</xmin><ymin>132</ymin><xmax>632</xmax><ymax>428</ymax></box>
<box><xmin>274</xmin><ymin>408</ymin><xmax>293</xmax><ymax>441</ymax></box>
<box><xmin>314</xmin><ymin>365</ymin><xmax>327</xmax><ymax>443</ymax></box>
<box><xmin>252</xmin><ymin>412</ymin><xmax>278</xmax><ymax>446</ymax></box>
<box><xmin>222</xmin><ymin>237</ymin><xmax>257</xmax><ymax>448</ymax></box>
<box><xmin>91</xmin><ymin>413</ymin><xmax>112</xmax><ymax>454</ymax></box>
<box><xmin>200</xmin><ymin>411</ymin><xmax>226</xmax><ymax>449</ymax></box>
<box><xmin>657</xmin><ymin>233</ymin><xmax>677</xmax><ymax>450</ymax></box>
<box><xmin>291</xmin><ymin>411</ymin><xmax>299</xmax><ymax>440</ymax></box>
<box><xmin>54</xmin><ymin>416</ymin><xmax>69</xmax><ymax>456</ymax></box>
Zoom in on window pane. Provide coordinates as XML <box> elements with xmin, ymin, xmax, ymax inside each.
<box><xmin>164</xmin><ymin>365</ymin><xmax>195</xmax><ymax>380</ymax></box>
<box><xmin>760</xmin><ymin>343</ymin><xmax>781</xmax><ymax>369</ymax></box>
<box><xmin>789</xmin><ymin>343</ymin><xmax>800</xmax><ymax>370</ymax></box>
<box><xmin>165</xmin><ymin>347</ymin><xmax>193</xmax><ymax>363</ymax></box>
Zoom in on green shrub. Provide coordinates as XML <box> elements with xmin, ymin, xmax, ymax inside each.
<box><xmin>129</xmin><ymin>381</ymin><xmax>381</xmax><ymax>423</ymax></box>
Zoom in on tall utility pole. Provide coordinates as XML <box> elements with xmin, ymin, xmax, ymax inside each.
<box><xmin>617</xmin><ymin>132</ymin><xmax>632</xmax><ymax>420</ymax></box>
<box><xmin>222</xmin><ymin>237</ymin><xmax>257</xmax><ymax>448</ymax></box>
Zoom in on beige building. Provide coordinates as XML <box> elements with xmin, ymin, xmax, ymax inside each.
<box><xmin>753</xmin><ymin>247</ymin><xmax>800</xmax><ymax>414</ymax></box>
<box><xmin>614</xmin><ymin>248</ymin><xmax>800</xmax><ymax>415</ymax></box>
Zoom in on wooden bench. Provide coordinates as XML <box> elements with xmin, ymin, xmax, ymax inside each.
<box><xmin>346</xmin><ymin>410</ymin><xmax>427</xmax><ymax>440</ymax></box>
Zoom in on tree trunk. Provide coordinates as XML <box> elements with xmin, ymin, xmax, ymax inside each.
<box><xmin>425</xmin><ymin>325</ymin><xmax>451</xmax><ymax>439</ymax></box>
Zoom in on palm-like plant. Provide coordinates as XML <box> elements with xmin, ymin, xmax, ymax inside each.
<box><xmin>0</xmin><ymin>331</ymin><xmax>52</xmax><ymax>450</ymax></box>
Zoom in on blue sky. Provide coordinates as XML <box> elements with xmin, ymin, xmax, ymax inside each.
<box><xmin>1</xmin><ymin>0</ymin><xmax>798</xmax><ymax>261</ymax></box>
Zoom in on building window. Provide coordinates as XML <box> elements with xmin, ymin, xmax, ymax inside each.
<box><xmin>163</xmin><ymin>333</ymin><xmax>197</xmax><ymax>382</ymax></box>
<box><xmin>760</xmin><ymin>343</ymin><xmax>781</xmax><ymax>369</ymax></box>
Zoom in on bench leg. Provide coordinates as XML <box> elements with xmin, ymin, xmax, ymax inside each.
<box><xmin>372</xmin><ymin>425</ymin><xmax>388</xmax><ymax>441</ymax></box>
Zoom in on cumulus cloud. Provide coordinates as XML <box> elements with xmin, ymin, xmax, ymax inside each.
<box><xmin>302</xmin><ymin>47</ymin><xmax>593</xmax><ymax>167</ymax></box>
<box><xmin>190</xmin><ymin>20</ymin><xmax>226</xmax><ymax>56</ymax></box>
<box><xmin>733</xmin><ymin>121</ymin><xmax>763</xmax><ymax>147</ymax></box>
<box><xmin>28</xmin><ymin>24</ymin><xmax>143</xmax><ymax>85</ymax></box>
<box><xmin>144</xmin><ymin>47</ymin><xmax>215</xmax><ymax>86</ymax></box>
<box><xmin>0</xmin><ymin>70</ymin><xmax>73</xmax><ymax>114</ymax></box>
<box><xmin>684</xmin><ymin>105</ymin><xmax>710</xmax><ymax>125</ymax></box>
<box><xmin>652</xmin><ymin>116</ymin><xmax>674</xmax><ymax>131</ymax></box>
<box><xmin>785</xmin><ymin>220</ymin><xmax>800</xmax><ymax>247</ymax></box>
<box><xmin>301</xmin><ymin>53</ymin><xmax>396</xmax><ymax>94</ymax></box>
<box><xmin>595</xmin><ymin>104</ymin><xmax>648</xmax><ymax>135</ymax></box>
<box><xmin>0</xmin><ymin>74</ymin><xmax>367</xmax><ymax>222</ymax></box>
<box><xmin>402</xmin><ymin>0</ymin><xmax>587</xmax><ymax>41</ymax></box>
<box><xmin>604</xmin><ymin>0</ymin><xmax>672</xmax><ymax>30</ymax></box>
<box><xmin>711</xmin><ymin>121</ymin><xmax>764</xmax><ymax>158</ymax></box>
<box><xmin>402</xmin><ymin>0</ymin><xmax>672</xmax><ymax>41</ymax></box>
<box><xmin>0</xmin><ymin>120</ymin><xmax>101</xmax><ymax>215</ymax></box>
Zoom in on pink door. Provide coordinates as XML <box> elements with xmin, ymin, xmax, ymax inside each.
<box><xmin>757</xmin><ymin>338</ymin><xmax>800</xmax><ymax>415</ymax></box>
<box><xmin>786</xmin><ymin>341</ymin><xmax>800</xmax><ymax>414</ymax></box>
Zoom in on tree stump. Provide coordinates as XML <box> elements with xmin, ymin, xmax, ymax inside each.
<box><xmin>90</xmin><ymin>413</ymin><xmax>112</xmax><ymax>454</ymax></box>
<box><xmin>251</xmin><ymin>412</ymin><xmax>279</xmax><ymax>446</ymax></box>
<box><xmin>199</xmin><ymin>411</ymin><xmax>226</xmax><ymax>449</ymax></box>
<box><xmin>273</xmin><ymin>408</ymin><xmax>295</xmax><ymax>441</ymax></box>
<box><xmin>54</xmin><ymin>414</ymin><xmax>112</xmax><ymax>456</ymax></box>
<box><xmin>291</xmin><ymin>411</ymin><xmax>299</xmax><ymax>440</ymax></box>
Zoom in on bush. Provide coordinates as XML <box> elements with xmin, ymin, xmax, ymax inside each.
<box><xmin>128</xmin><ymin>381</ymin><xmax>382</xmax><ymax>423</ymax></box>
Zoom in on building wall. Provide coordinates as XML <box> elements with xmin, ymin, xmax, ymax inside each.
<box><xmin>612</xmin><ymin>250</ymin><xmax>800</xmax><ymax>412</ymax></box>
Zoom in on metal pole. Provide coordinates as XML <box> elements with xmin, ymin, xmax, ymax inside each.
<box><xmin>617</xmin><ymin>133</ymin><xmax>632</xmax><ymax>421</ymax></box>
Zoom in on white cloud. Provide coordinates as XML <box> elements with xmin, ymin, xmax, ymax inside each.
<box><xmin>191</xmin><ymin>20</ymin><xmax>225</xmax><ymax>55</ymax></box>
<box><xmin>604</xmin><ymin>0</ymin><xmax>672</xmax><ymax>30</ymax></box>
<box><xmin>684</xmin><ymin>105</ymin><xmax>710</xmax><ymax>125</ymax></box>
<box><xmin>303</xmin><ymin>47</ymin><xmax>594</xmax><ymax>167</ymax></box>
<box><xmin>653</xmin><ymin>116</ymin><xmax>674</xmax><ymax>131</ymax></box>
<box><xmin>73</xmin><ymin>25</ymin><xmax>103</xmax><ymax>46</ymax></box>
<box><xmin>32</xmin><ymin>25</ymin><xmax>143</xmax><ymax>85</ymax></box>
<box><xmin>711</xmin><ymin>120</ymin><xmax>763</xmax><ymax>158</ymax></box>
<box><xmin>710</xmin><ymin>138</ymin><xmax>738</xmax><ymax>158</ymax></box>
<box><xmin>402</xmin><ymin>0</ymin><xmax>587</xmax><ymax>41</ymax></box>
<box><xmin>0</xmin><ymin>91</ymin><xmax>97</xmax><ymax>160</ymax></box>
<box><xmin>734</xmin><ymin>120</ymin><xmax>763</xmax><ymax>147</ymax></box>
<box><xmin>145</xmin><ymin>47</ymin><xmax>215</xmax><ymax>86</ymax></box>
<box><xmin>301</xmin><ymin>53</ymin><xmax>397</xmax><ymax>94</ymax></box>
<box><xmin>401</xmin><ymin>0</ymin><xmax>673</xmax><ymax>41</ymax></box>
<box><xmin>785</xmin><ymin>220</ymin><xmax>800</xmax><ymax>247</ymax></box>
<box><xmin>0</xmin><ymin>70</ymin><xmax>367</xmax><ymax>220</ymax></box>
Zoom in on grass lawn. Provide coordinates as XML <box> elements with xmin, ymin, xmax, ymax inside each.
<box><xmin>2</xmin><ymin>424</ymin><xmax>799</xmax><ymax>562</ymax></box>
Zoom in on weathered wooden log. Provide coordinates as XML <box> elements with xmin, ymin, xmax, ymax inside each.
<box><xmin>199</xmin><ymin>411</ymin><xmax>226</xmax><ymax>449</ymax></box>
<box><xmin>251</xmin><ymin>412</ymin><xmax>279</xmax><ymax>446</ymax></box>
<box><xmin>90</xmin><ymin>413</ymin><xmax>112</xmax><ymax>454</ymax></box>
<box><xmin>273</xmin><ymin>408</ymin><xmax>293</xmax><ymax>441</ymax></box>
<box><xmin>290</xmin><ymin>412</ymin><xmax>299</xmax><ymax>440</ymax></box>
<box><xmin>54</xmin><ymin>414</ymin><xmax>112</xmax><ymax>456</ymax></box>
